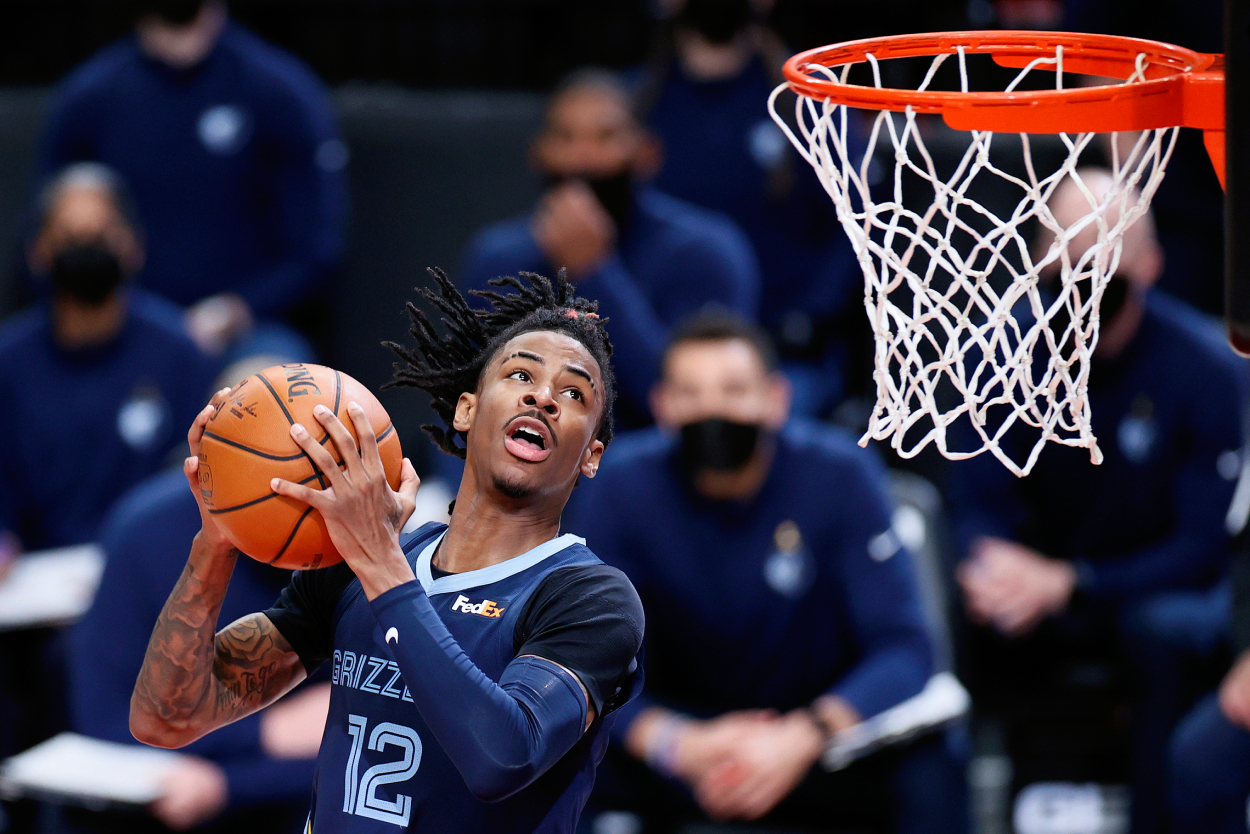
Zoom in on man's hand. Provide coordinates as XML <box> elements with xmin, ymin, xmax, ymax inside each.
<box><xmin>184</xmin><ymin>388</ymin><xmax>239</xmax><ymax>555</ymax></box>
<box><xmin>958</xmin><ymin>536</ymin><xmax>1077</xmax><ymax>637</ymax></box>
<box><xmin>260</xmin><ymin>682</ymin><xmax>331</xmax><ymax>759</ymax></box>
<box><xmin>0</xmin><ymin>531</ymin><xmax>21</xmax><ymax>583</ymax></box>
<box><xmin>150</xmin><ymin>757</ymin><xmax>228</xmax><ymax>831</ymax></box>
<box><xmin>271</xmin><ymin>403</ymin><xmax>420</xmax><ymax>600</ymax></box>
<box><xmin>532</xmin><ymin>181</ymin><xmax>616</xmax><ymax>278</ymax></box>
<box><xmin>693</xmin><ymin>710</ymin><xmax>825</xmax><ymax>821</ymax></box>
<box><xmin>1220</xmin><ymin>651</ymin><xmax>1250</xmax><ymax>730</ymax></box>
<box><xmin>185</xmin><ymin>293</ymin><xmax>253</xmax><ymax>356</ymax></box>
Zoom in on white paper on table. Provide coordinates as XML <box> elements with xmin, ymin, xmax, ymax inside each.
<box><xmin>0</xmin><ymin>544</ymin><xmax>104</xmax><ymax>631</ymax></box>
<box><xmin>0</xmin><ymin>733</ymin><xmax>183</xmax><ymax>807</ymax></box>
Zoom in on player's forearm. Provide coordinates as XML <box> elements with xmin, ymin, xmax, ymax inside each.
<box><xmin>131</xmin><ymin>532</ymin><xmax>240</xmax><ymax>746</ymax></box>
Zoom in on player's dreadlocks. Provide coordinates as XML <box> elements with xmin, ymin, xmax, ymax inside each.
<box><xmin>384</xmin><ymin>267</ymin><xmax>615</xmax><ymax>459</ymax></box>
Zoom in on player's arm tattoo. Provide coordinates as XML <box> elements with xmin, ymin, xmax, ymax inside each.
<box><xmin>131</xmin><ymin>540</ymin><xmax>305</xmax><ymax>747</ymax></box>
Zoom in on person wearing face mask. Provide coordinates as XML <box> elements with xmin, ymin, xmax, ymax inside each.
<box><xmin>948</xmin><ymin>169</ymin><xmax>1248</xmax><ymax>834</ymax></box>
<box><xmin>38</xmin><ymin>0</ymin><xmax>343</xmax><ymax>362</ymax></box>
<box><xmin>638</xmin><ymin>0</ymin><xmax>864</xmax><ymax>417</ymax></box>
<box><xmin>460</xmin><ymin>69</ymin><xmax>760</xmax><ymax>427</ymax></box>
<box><xmin>0</xmin><ymin>164</ymin><xmax>215</xmax><ymax>823</ymax></box>
<box><xmin>562</xmin><ymin>313</ymin><xmax>967</xmax><ymax>833</ymax></box>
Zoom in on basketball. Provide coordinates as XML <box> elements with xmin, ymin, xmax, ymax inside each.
<box><xmin>197</xmin><ymin>363</ymin><xmax>403</xmax><ymax>570</ymax></box>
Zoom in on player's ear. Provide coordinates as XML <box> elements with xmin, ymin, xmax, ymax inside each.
<box><xmin>579</xmin><ymin>439</ymin><xmax>605</xmax><ymax>479</ymax></box>
<box><xmin>453</xmin><ymin>392</ymin><xmax>477</xmax><ymax>433</ymax></box>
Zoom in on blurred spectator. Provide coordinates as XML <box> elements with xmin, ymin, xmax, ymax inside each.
<box><xmin>639</xmin><ymin>0</ymin><xmax>863</xmax><ymax>416</ymax></box>
<box><xmin>1167</xmin><ymin>467</ymin><xmax>1250</xmax><ymax>834</ymax></box>
<box><xmin>0</xmin><ymin>162</ymin><xmax>215</xmax><ymax>564</ymax></box>
<box><xmin>460</xmin><ymin>69</ymin><xmax>760</xmax><ymax>427</ymax></box>
<box><xmin>949</xmin><ymin>170</ymin><xmax>1246</xmax><ymax>834</ymax></box>
<box><xmin>66</xmin><ymin>467</ymin><xmax>327</xmax><ymax>834</ymax></box>
<box><xmin>564</xmin><ymin>313</ymin><xmax>965</xmax><ymax>833</ymax></box>
<box><xmin>0</xmin><ymin>162</ymin><xmax>214</xmax><ymax>825</ymax></box>
<box><xmin>38</xmin><ymin>0</ymin><xmax>345</xmax><ymax>361</ymax></box>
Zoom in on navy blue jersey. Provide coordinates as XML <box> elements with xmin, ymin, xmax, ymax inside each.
<box><xmin>266</xmin><ymin>523</ymin><xmax>642</xmax><ymax>833</ymax></box>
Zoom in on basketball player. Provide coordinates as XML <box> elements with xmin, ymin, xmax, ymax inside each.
<box><xmin>129</xmin><ymin>270</ymin><xmax>645</xmax><ymax>832</ymax></box>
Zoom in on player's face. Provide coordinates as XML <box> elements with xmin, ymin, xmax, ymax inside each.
<box><xmin>533</xmin><ymin>87</ymin><xmax>643</xmax><ymax>180</ymax></box>
<box><xmin>454</xmin><ymin>330</ymin><xmax>606</xmax><ymax>502</ymax></box>
<box><xmin>652</xmin><ymin>338</ymin><xmax>790</xmax><ymax>431</ymax></box>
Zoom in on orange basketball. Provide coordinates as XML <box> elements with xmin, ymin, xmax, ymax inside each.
<box><xmin>198</xmin><ymin>363</ymin><xmax>403</xmax><ymax>570</ymax></box>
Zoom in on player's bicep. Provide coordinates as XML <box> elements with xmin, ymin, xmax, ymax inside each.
<box><xmin>212</xmin><ymin>612</ymin><xmax>307</xmax><ymax>713</ymax></box>
<box><xmin>517</xmin><ymin>654</ymin><xmax>596</xmax><ymax>730</ymax></box>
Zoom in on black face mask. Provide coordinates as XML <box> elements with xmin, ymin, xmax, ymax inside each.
<box><xmin>1098</xmin><ymin>273</ymin><xmax>1133</xmax><ymax>323</ymax></box>
<box><xmin>679</xmin><ymin>0</ymin><xmax>753</xmax><ymax>44</ymax></box>
<box><xmin>679</xmin><ymin>418</ymin><xmax>762</xmax><ymax>473</ymax></box>
<box><xmin>548</xmin><ymin>169</ymin><xmax>635</xmax><ymax>229</ymax></box>
<box><xmin>52</xmin><ymin>244</ymin><xmax>124</xmax><ymax>305</ymax></box>
<box><xmin>1046</xmin><ymin>272</ymin><xmax>1135</xmax><ymax>347</ymax></box>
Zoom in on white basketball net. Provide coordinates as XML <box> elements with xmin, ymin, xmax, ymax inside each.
<box><xmin>769</xmin><ymin>46</ymin><xmax>1180</xmax><ymax>476</ymax></box>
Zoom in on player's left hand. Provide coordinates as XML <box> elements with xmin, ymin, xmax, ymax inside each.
<box><xmin>271</xmin><ymin>402</ymin><xmax>420</xmax><ymax>598</ymax></box>
<box><xmin>150</xmin><ymin>756</ymin><xmax>228</xmax><ymax>830</ymax></box>
<box><xmin>692</xmin><ymin>711</ymin><xmax>823</xmax><ymax>821</ymax></box>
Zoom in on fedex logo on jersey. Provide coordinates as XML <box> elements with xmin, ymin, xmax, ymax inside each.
<box><xmin>451</xmin><ymin>594</ymin><xmax>506</xmax><ymax>618</ymax></box>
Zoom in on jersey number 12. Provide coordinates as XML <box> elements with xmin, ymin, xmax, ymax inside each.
<box><xmin>343</xmin><ymin>714</ymin><xmax>423</xmax><ymax>827</ymax></box>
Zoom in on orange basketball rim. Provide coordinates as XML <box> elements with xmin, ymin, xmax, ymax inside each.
<box><xmin>781</xmin><ymin>31</ymin><xmax>1226</xmax><ymax>186</ymax></box>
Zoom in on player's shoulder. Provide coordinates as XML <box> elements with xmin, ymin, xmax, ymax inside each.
<box><xmin>400</xmin><ymin>520</ymin><xmax>447</xmax><ymax>557</ymax></box>
<box><xmin>526</xmin><ymin>561</ymin><xmax>644</xmax><ymax>632</ymax></box>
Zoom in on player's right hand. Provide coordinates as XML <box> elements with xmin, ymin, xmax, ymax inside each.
<box><xmin>184</xmin><ymin>387</ymin><xmax>236</xmax><ymax>553</ymax></box>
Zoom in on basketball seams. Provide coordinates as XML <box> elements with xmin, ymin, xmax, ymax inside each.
<box><xmin>257</xmin><ymin>373</ymin><xmax>296</xmax><ymax>425</ymax></box>
<box><xmin>207</xmin><ymin>471</ymin><xmax>321</xmax><ymax>514</ymax></box>
<box><xmin>269</xmin><ymin>506</ymin><xmax>314</xmax><ymax>565</ymax></box>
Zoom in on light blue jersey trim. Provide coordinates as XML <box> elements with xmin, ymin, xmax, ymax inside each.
<box><xmin>414</xmin><ymin>530</ymin><xmax>587</xmax><ymax>596</ymax></box>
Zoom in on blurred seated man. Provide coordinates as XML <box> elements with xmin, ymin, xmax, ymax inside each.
<box><xmin>1168</xmin><ymin>479</ymin><xmax>1250</xmax><ymax>834</ymax></box>
<box><xmin>0</xmin><ymin>162</ymin><xmax>216</xmax><ymax>568</ymax></box>
<box><xmin>949</xmin><ymin>170</ymin><xmax>1246</xmax><ymax>834</ymax></box>
<box><xmin>67</xmin><ymin>467</ymin><xmax>328</xmax><ymax>834</ymax></box>
<box><xmin>641</xmin><ymin>0</ymin><xmax>862</xmax><ymax>415</ymax></box>
<box><xmin>460</xmin><ymin>69</ymin><xmax>760</xmax><ymax>427</ymax></box>
<box><xmin>564</xmin><ymin>314</ymin><xmax>965</xmax><ymax>834</ymax></box>
<box><xmin>0</xmin><ymin>162</ymin><xmax>215</xmax><ymax>798</ymax></box>
<box><xmin>39</xmin><ymin>0</ymin><xmax>345</xmax><ymax>361</ymax></box>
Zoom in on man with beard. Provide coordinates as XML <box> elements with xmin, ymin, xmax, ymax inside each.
<box><xmin>460</xmin><ymin>70</ymin><xmax>760</xmax><ymax>425</ymax></box>
<box><xmin>563</xmin><ymin>314</ymin><xmax>966</xmax><ymax>834</ymax></box>
<box><xmin>948</xmin><ymin>170</ymin><xmax>1247</xmax><ymax>834</ymax></box>
<box><xmin>0</xmin><ymin>163</ymin><xmax>214</xmax><ymax>825</ymax></box>
<box><xmin>39</xmin><ymin>0</ymin><xmax>345</xmax><ymax>361</ymax></box>
<box><xmin>129</xmin><ymin>270</ymin><xmax>644</xmax><ymax>833</ymax></box>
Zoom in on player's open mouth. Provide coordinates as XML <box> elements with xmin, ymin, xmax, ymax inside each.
<box><xmin>504</xmin><ymin>418</ymin><xmax>552</xmax><ymax>463</ymax></box>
